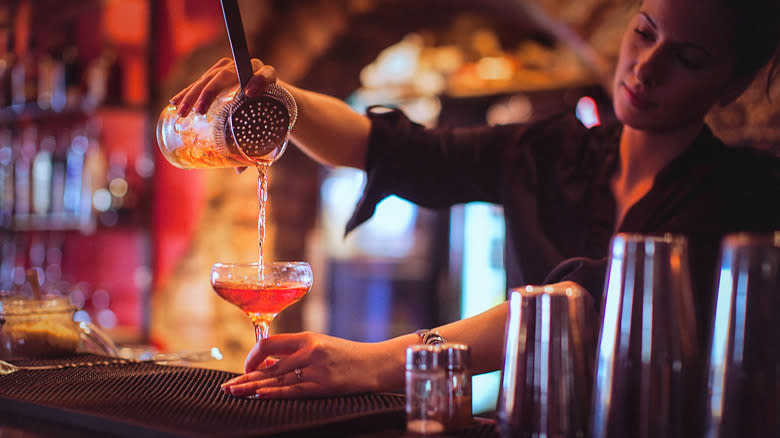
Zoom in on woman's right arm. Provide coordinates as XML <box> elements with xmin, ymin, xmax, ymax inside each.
<box><xmin>169</xmin><ymin>58</ymin><xmax>371</xmax><ymax>170</ymax></box>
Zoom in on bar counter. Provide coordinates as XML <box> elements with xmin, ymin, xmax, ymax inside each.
<box><xmin>0</xmin><ymin>354</ymin><xmax>499</xmax><ymax>437</ymax></box>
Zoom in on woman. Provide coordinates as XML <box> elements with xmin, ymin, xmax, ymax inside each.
<box><xmin>170</xmin><ymin>0</ymin><xmax>780</xmax><ymax>398</ymax></box>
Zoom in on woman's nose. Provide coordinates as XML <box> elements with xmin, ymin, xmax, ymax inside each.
<box><xmin>634</xmin><ymin>46</ymin><xmax>663</xmax><ymax>88</ymax></box>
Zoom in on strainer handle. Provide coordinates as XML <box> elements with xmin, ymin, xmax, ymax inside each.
<box><xmin>220</xmin><ymin>0</ymin><xmax>254</xmax><ymax>90</ymax></box>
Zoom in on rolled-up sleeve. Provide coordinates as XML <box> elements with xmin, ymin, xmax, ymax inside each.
<box><xmin>345</xmin><ymin>106</ymin><xmax>525</xmax><ymax>234</ymax></box>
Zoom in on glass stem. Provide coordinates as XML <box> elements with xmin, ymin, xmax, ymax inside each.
<box><xmin>253</xmin><ymin>321</ymin><xmax>270</xmax><ymax>343</ymax></box>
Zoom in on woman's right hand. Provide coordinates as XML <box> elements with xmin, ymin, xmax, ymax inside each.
<box><xmin>169</xmin><ymin>57</ymin><xmax>279</xmax><ymax>117</ymax></box>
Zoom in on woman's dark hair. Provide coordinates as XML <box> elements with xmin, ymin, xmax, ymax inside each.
<box><xmin>631</xmin><ymin>0</ymin><xmax>779</xmax><ymax>95</ymax></box>
<box><xmin>721</xmin><ymin>0</ymin><xmax>780</xmax><ymax>94</ymax></box>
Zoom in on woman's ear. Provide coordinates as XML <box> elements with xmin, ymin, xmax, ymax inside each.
<box><xmin>718</xmin><ymin>74</ymin><xmax>755</xmax><ymax>106</ymax></box>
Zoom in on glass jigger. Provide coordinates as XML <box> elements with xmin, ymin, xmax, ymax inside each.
<box><xmin>704</xmin><ymin>232</ymin><xmax>780</xmax><ymax>438</ymax></box>
<box><xmin>497</xmin><ymin>283</ymin><xmax>597</xmax><ymax>438</ymax></box>
<box><xmin>591</xmin><ymin>233</ymin><xmax>700</xmax><ymax>438</ymax></box>
<box><xmin>210</xmin><ymin>262</ymin><xmax>312</xmax><ymax>342</ymax></box>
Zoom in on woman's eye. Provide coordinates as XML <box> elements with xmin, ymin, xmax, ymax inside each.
<box><xmin>677</xmin><ymin>55</ymin><xmax>703</xmax><ymax>70</ymax></box>
<box><xmin>634</xmin><ymin>28</ymin><xmax>653</xmax><ymax>41</ymax></box>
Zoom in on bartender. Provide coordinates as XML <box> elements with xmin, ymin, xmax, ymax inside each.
<box><xmin>167</xmin><ymin>0</ymin><xmax>780</xmax><ymax>398</ymax></box>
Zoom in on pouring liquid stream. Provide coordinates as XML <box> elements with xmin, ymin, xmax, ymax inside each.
<box><xmin>256</xmin><ymin>163</ymin><xmax>269</xmax><ymax>279</ymax></box>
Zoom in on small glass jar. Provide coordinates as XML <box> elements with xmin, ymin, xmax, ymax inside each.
<box><xmin>0</xmin><ymin>296</ymin><xmax>80</xmax><ymax>359</ymax></box>
<box><xmin>441</xmin><ymin>344</ymin><xmax>473</xmax><ymax>431</ymax></box>
<box><xmin>405</xmin><ymin>344</ymin><xmax>446</xmax><ymax>434</ymax></box>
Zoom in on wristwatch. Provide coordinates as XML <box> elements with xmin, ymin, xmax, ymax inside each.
<box><xmin>414</xmin><ymin>329</ymin><xmax>447</xmax><ymax>345</ymax></box>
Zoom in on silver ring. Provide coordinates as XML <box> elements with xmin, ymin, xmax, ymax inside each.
<box><xmin>294</xmin><ymin>368</ymin><xmax>303</xmax><ymax>383</ymax></box>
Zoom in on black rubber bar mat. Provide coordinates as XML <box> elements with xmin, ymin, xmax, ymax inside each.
<box><xmin>0</xmin><ymin>354</ymin><xmax>406</xmax><ymax>438</ymax></box>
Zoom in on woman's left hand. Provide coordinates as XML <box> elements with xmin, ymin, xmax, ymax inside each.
<box><xmin>220</xmin><ymin>331</ymin><xmax>404</xmax><ymax>398</ymax></box>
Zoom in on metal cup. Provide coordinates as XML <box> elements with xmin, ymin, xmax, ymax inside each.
<box><xmin>704</xmin><ymin>232</ymin><xmax>780</xmax><ymax>438</ymax></box>
<box><xmin>497</xmin><ymin>282</ymin><xmax>596</xmax><ymax>438</ymax></box>
<box><xmin>591</xmin><ymin>233</ymin><xmax>699</xmax><ymax>438</ymax></box>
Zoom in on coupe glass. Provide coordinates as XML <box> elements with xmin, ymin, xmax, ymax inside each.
<box><xmin>591</xmin><ymin>233</ymin><xmax>700</xmax><ymax>438</ymax></box>
<box><xmin>210</xmin><ymin>262</ymin><xmax>312</xmax><ymax>342</ymax></box>
<box><xmin>704</xmin><ymin>232</ymin><xmax>780</xmax><ymax>438</ymax></box>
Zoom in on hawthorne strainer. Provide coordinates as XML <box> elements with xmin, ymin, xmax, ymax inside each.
<box><xmin>228</xmin><ymin>84</ymin><xmax>297</xmax><ymax>162</ymax></box>
<box><xmin>219</xmin><ymin>0</ymin><xmax>297</xmax><ymax>163</ymax></box>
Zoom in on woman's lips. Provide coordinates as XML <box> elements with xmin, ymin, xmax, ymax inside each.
<box><xmin>622</xmin><ymin>83</ymin><xmax>655</xmax><ymax>110</ymax></box>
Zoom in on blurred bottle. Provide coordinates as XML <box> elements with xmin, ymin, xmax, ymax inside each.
<box><xmin>109</xmin><ymin>152</ymin><xmax>127</xmax><ymax>208</ymax></box>
<box><xmin>11</xmin><ymin>35</ymin><xmax>37</xmax><ymax>112</ymax></box>
<box><xmin>0</xmin><ymin>233</ymin><xmax>16</xmax><ymax>290</ymax></box>
<box><xmin>0</xmin><ymin>31</ymin><xmax>14</xmax><ymax>108</ymax></box>
<box><xmin>43</xmin><ymin>232</ymin><xmax>64</xmax><ymax>286</ymax></box>
<box><xmin>11</xmin><ymin>235</ymin><xmax>28</xmax><ymax>289</ymax></box>
<box><xmin>49</xmin><ymin>130</ymin><xmax>68</xmax><ymax>217</ymax></box>
<box><xmin>27</xmin><ymin>231</ymin><xmax>67</xmax><ymax>296</ymax></box>
<box><xmin>28</xmin><ymin>232</ymin><xmax>45</xmax><ymax>270</ymax></box>
<box><xmin>62</xmin><ymin>36</ymin><xmax>82</xmax><ymax>111</ymax></box>
<box><xmin>9</xmin><ymin>34</ymin><xmax>23</xmax><ymax>111</ymax></box>
<box><xmin>37</xmin><ymin>45</ymin><xmax>53</xmax><ymax>111</ymax></box>
<box><xmin>104</xmin><ymin>48</ymin><xmax>123</xmax><ymax>106</ymax></box>
<box><xmin>63</xmin><ymin>126</ymin><xmax>87</xmax><ymax>218</ymax></box>
<box><xmin>83</xmin><ymin>49</ymin><xmax>110</xmax><ymax>112</ymax></box>
<box><xmin>49</xmin><ymin>49</ymin><xmax>67</xmax><ymax>112</ymax></box>
<box><xmin>38</xmin><ymin>33</ymin><xmax>67</xmax><ymax>113</ymax></box>
<box><xmin>0</xmin><ymin>128</ymin><xmax>13</xmax><ymax>227</ymax></box>
<box><xmin>14</xmin><ymin>125</ymin><xmax>36</xmax><ymax>220</ymax></box>
<box><xmin>32</xmin><ymin>130</ymin><xmax>55</xmax><ymax>216</ymax></box>
<box><xmin>81</xmin><ymin>120</ymin><xmax>105</xmax><ymax>229</ymax></box>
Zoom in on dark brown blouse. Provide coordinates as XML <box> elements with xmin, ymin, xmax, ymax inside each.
<box><xmin>347</xmin><ymin>107</ymin><xmax>780</xmax><ymax>339</ymax></box>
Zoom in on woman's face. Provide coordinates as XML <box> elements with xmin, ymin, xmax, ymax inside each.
<box><xmin>612</xmin><ymin>0</ymin><xmax>740</xmax><ymax>132</ymax></box>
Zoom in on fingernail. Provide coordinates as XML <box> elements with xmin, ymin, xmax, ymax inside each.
<box><xmin>245</xmin><ymin>84</ymin><xmax>258</xmax><ymax>96</ymax></box>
